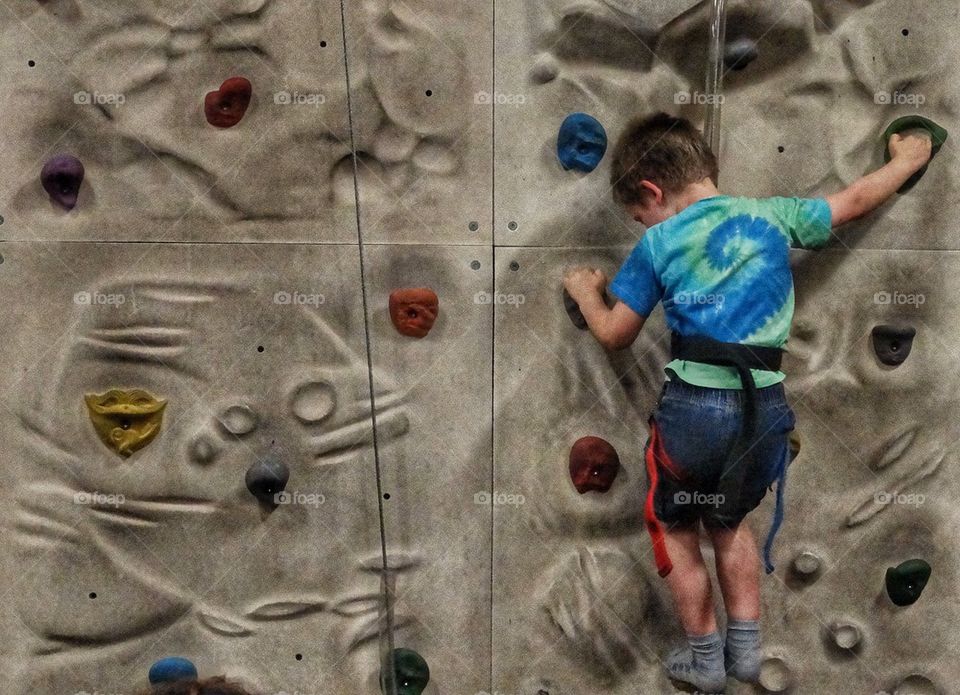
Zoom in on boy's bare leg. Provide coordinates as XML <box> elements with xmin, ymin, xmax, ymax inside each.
<box><xmin>663</xmin><ymin>525</ymin><xmax>718</xmax><ymax>634</ymax></box>
<box><xmin>661</xmin><ymin>525</ymin><xmax>726</xmax><ymax>691</ymax></box>
<box><xmin>709</xmin><ymin>523</ymin><xmax>762</xmax><ymax>683</ymax></box>
<box><xmin>708</xmin><ymin>524</ymin><xmax>760</xmax><ymax>620</ymax></box>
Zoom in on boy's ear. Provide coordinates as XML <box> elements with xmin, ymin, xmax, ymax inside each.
<box><xmin>639</xmin><ymin>180</ymin><xmax>663</xmax><ymax>205</ymax></box>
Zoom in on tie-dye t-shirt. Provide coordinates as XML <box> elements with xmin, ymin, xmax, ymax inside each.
<box><xmin>610</xmin><ymin>196</ymin><xmax>833</xmax><ymax>389</ymax></box>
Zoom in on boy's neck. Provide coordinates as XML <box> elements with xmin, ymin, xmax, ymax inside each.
<box><xmin>669</xmin><ymin>178</ymin><xmax>722</xmax><ymax>215</ymax></box>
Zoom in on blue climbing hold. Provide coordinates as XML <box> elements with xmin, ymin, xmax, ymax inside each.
<box><xmin>557</xmin><ymin>113</ymin><xmax>607</xmax><ymax>173</ymax></box>
<box><xmin>149</xmin><ymin>656</ymin><xmax>198</xmax><ymax>684</ymax></box>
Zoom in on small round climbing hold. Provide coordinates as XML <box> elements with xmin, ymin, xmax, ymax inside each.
<box><xmin>219</xmin><ymin>404</ymin><xmax>258</xmax><ymax>436</ymax></box>
<box><xmin>791</xmin><ymin>550</ymin><xmax>822</xmax><ymax>577</ymax></box>
<box><xmin>204</xmin><ymin>76</ymin><xmax>252</xmax><ymax>128</ymax></box>
<box><xmin>149</xmin><ymin>656</ymin><xmax>198</xmax><ymax>685</ymax></box>
<box><xmin>41</xmin><ymin>154</ymin><xmax>84</xmax><ymax>210</ymax></box>
<box><xmin>380</xmin><ymin>647</ymin><xmax>430</xmax><ymax>695</ymax></box>
<box><xmin>569</xmin><ymin>436</ymin><xmax>620</xmax><ymax>494</ymax></box>
<box><xmin>885</xmin><ymin>558</ymin><xmax>931</xmax><ymax>606</ymax></box>
<box><xmin>245</xmin><ymin>457</ymin><xmax>290</xmax><ymax>507</ymax></box>
<box><xmin>830</xmin><ymin>621</ymin><xmax>862</xmax><ymax>650</ymax></box>
<box><xmin>291</xmin><ymin>380</ymin><xmax>336</xmax><ymax>424</ymax></box>
<box><xmin>557</xmin><ymin>113</ymin><xmax>607</xmax><ymax>173</ymax></box>
<box><xmin>724</xmin><ymin>38</ymin><xmax>759</xmax><ymax>71</ymax></box>
<box><xmin>389</xmin><ymin>288</ymin><xmax>439</xmax><ymax>339</ymax></box>
<box><xmin>894</xmin><ymin>674</ymin><xmax>939</xmax><ymax>694</ymax></box>
<box><xmin>189</xmin><ymin>433</ymin><xmax>221</xmax><ymax>465</ymax></box>
<box><xmin>758</xmin><ymin>656</ymin><xmax>792</xmax><ymax>692</ymax></box>
<box><xmin>529</xmin><ymin>53</ymin><xmax>559</xmax><ymax>84</ymax></box>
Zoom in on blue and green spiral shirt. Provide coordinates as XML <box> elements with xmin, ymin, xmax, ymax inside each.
<box><xmin>610</xmin><ymin>195</ymin><xmax>833</xmax><ymax>389</ymax></box>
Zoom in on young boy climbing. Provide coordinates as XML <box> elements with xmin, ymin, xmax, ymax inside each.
<box><xmin>563</xmin><ymin>112</ymin><xmax>933</xmax><ymax>692</ymax></box>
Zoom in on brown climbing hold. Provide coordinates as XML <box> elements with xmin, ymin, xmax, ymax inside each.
<box><xmin>204</xmin><ymin>77</ymin><xmax>252</xmax><ymax>128</ymax></box>
<box><xmin>389</xmin><ymin>288</ymin><xmax>439</xmax><ymax>338</ymax></box>
<box><xmin>569</xmin><ymin>436</ymin><xmax>620</xmax><ymax>494</ymax></box>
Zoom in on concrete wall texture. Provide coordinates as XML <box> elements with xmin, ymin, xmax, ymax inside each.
<box><xmin>0</xmin><ymin>0</ymin><xmax>956</xmax><ymax>693</ymax></box>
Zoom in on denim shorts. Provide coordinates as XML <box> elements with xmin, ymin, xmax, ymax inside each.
<box><xmin>644</xmin><ymin>378</ymin><xmax>796</xmax><ymax>529</ymax></box>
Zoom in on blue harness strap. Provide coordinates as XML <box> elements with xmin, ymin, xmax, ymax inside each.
<box><xmin>762</xmin><ymin>446</ymin><xmax>789</xmax><ymax>574</ymax></box>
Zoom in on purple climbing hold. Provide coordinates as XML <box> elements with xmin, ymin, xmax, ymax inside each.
<box><xmin>41</xmin><ymin>154</ymin><xmax>84</xmax><ymax>210</ymax></box>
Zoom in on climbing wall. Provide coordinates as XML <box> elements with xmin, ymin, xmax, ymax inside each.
<box><xmin>0</xmin><ymin>1</ymin><xmax>956</xmax><ymax>694</ymax></box>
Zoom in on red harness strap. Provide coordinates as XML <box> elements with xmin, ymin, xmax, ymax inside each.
<box><xmin>644</xmin><ymin>418</ymin><xmax>674</xmax><ymax>578</ymax></box>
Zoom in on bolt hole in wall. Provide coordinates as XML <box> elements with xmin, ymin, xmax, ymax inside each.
<box><xmin>425</xmin><ymin>89</ymin><xmax>433</xmax><ymax>96</ymax></box>
<box><xmin>88</xmin><ymin>592</ymin><xmax>97</xmax><ymax>599</ymax></box>
<box><xmin>27</xmin><ymin>59</ymin><xmax>35</xmax><ymax>67</ymax></box>
<box><xmin>257</xmin><ymin>345</ymin><xmax>264</xmax><ymax>353</ymax></box>
<box><xmin>902</xmin><ymin>28</ymin><xmax>910</xmax><ymax>36</ymax></box>
<box><xmin>509</xmin><ymin>261</ymin><xmax>519</xmax><ymax>271</ymax></box>
<box><xmin>468</xmin><ymin>220</ymin><xmax>479</xmax><ymax>231</ymax></box>
<box><xmin>295</xmin><ymin>653</ymin><xmax>303</xmax><ymax>661</ymax></box>
<box><xmin>320</xmin><ymin>40</ymin><xmax>327</xmax><ymax>47</ymax></box>
<box><xmin>470</xmin><ymin>260</ymin><xmax>480</xmax><ymax>270</ymax></box>
<box><xmin>507</xmin><ymin>220</ymin><xmax>518</xmax><ymax>231</ymax></box>
<box><xmin>383</xmin><ymin>493</ymin><xmax>391</xmax><ymax>500</ymax></box>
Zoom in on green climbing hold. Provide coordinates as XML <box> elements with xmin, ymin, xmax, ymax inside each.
<box><xmin>380</xmin><ymin>647</ymin><xmax>430</xmax><ymax>695</ymax></box>
<box><xmin>883</xmin><ymin>115</ymin><xmax>948</xmax><ymax>193</ymax></box>
<box><xmin>885</xmin><ymin>558</ymin><xmax>931</xmax><ymax>606</ymax></box>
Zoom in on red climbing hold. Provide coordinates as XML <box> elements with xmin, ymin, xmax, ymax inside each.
<box><xmin>389</xmin><ymin>288</ymin><xmax>439</xmax><ymax>338</ymax></box>
<box><xmin>569</xmin><ymin>436</ymin><xmax>620</xmax><ymax>494</ymax></box>
<box><xmin>204</xmin><ymin>77</ymin><xmax>252</xmax><ymax>128</ymax></box>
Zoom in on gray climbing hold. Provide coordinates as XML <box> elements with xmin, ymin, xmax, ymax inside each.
<box><xmin>792</xmin><ymin>550</ymin><xmax>822</xmax><ymax>577</ymax></box>
<box><xmin>724</xmin><ymin>38</ymin><xmax>759</xmax><ymax>71</ymax></box>
<box><xmin>41</xmin><ymin>154</ymin><xmax>85</xmax><ymax>210</ymax></box>
<box><xmin>220</xmin><ymin>404</ymin><xmax>258</xmax><ymax>435</ymax></box>
<box><xmin>758</xmin><ymin>656</ymin><xmax>792</xmax><ymax>692</ymax></box>
<box><xmin>885</xmin><ymin>558</ymin><xmax>931</xmax><ymax>606</ymax></box>
<box><xmin>245</xmin><ymin>457</ymin><xmax>290</xmax><ymax>507</ymax></box>
<box><xmin>830</xmin><ymin>622</ymin><xmax>862</xmax><ymax>650</ymax></box>
<box><xmin>530</xmin><ymin>53</ymin><xmax>559</xmax><ymax>84</ymax></box>
<box><xmin>872</xmin><ymin>325</ymin><xmax>916</xmax><ymax>366</ymax></box>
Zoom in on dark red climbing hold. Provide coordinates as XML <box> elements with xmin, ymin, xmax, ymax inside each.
<box><xmin>871</xmin><ymin>324</ymin><xmax>916</xmax><ymax>366</ymax></box>
<box><xmin>389</xmin><ymin>288</ymin><xmax>439</xmax><ymax>338</ymax></box>
<box><xmin>204</xmin><ymin>76</ymin><xmax>252</xmax><ymax>128</ymax></box>
<box><xmin>40</xmin><ymin>154</ymin><xmax>84</xmax><ymax>210</ymax></box>
<box><xmin>569</xmin><ymin>436</ymin><xmax>620</xmax><ymax>494</ymax></box>
<box><xmin>885</xmin><ymin>558</ymin><xmax>931</xmax><ymax>606</ymax></box>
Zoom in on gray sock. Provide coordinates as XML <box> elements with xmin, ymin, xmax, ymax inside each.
<box><xmin>665</xmin><ymin>631</ymin><xmax>727</xmax><ymax>692</ymax></box>
<box><xmin>724</xmin><ymin>619</ymin><xmax>761</xmax><ymax>682</ymax></box>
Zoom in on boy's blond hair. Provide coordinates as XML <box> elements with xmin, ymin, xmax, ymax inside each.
<box><xmin>610</xmin><ymin>112</ymin><xmax>718</xmax><ymax>205</ymax></box>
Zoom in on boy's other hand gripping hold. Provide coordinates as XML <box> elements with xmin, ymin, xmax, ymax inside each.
<box><xmin>826</xmin><ymin>131</ymin><xmax>933</xmax><ymax>227</ymax></box>
<box><xmin>562</xmin><ymin>266</ymin><xmax>646</xmax><ymax>351</ymax></box>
